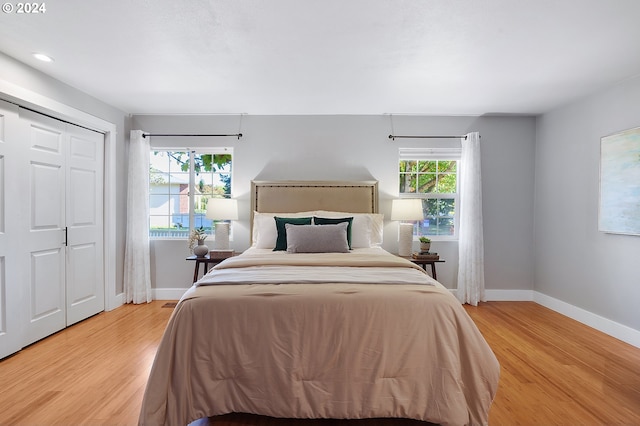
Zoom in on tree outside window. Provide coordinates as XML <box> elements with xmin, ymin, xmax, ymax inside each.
<box><xmin>149</xmin><ymin>149</ymin><xmax>232</xmax><ymax>238</ymax></box>
<box><xmin>399</xmin><ymin>153</ymin><xmax>459</xmax><ymax>239</ymax></box>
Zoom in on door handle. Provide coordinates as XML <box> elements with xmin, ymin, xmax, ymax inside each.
<box><xmin>63</xmin><ymin>227</ymin><xmax>68</xmax><ymax>246</ymax></box>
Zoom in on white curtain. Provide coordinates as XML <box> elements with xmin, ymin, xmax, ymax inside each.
<box><xmin>457</xmin><ymin>132</ymin><xmax>485</xmax><ymax>306</ymax></box>
<box><xmin>124</xmin><ymin>130</ymin><xmax>152</xmax><ymax>304</ymax></box>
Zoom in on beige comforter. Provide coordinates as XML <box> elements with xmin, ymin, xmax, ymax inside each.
<box><xmin>139</xmin><ymin>250</ymin><xmax>499</xmax><ymax>426</ymax></box>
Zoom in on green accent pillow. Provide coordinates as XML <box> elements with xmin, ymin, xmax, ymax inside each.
<box><xmin>273</xmin><ymin>217</ymin><xmax>312</xmax><ymax>251</ymax></box>
<box><xmin>314</xmin><ymin>217</ymin><xmax>354</xmax><ymax>249</ymax></box>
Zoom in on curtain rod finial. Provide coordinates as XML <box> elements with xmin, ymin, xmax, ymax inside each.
<box><xmin>388</xmin><ymin>134</ymin><xmax>395</xmax><ymax>141</ymax></box>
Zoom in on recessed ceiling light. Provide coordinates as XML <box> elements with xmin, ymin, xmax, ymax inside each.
<box><xmin>33</xmin><ymin>53</ymin><xmax>54</xmax><ymax>62</ymax></box>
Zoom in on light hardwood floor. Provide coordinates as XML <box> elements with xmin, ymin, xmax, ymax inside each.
<box><xmin>0</xmin><ymin>301</ymin><xmax>638</xmax><ymax>425</ymax></box>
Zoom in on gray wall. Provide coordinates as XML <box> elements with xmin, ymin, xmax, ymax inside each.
<box><xmin>0</xmin><ymin>50</ymin><xmax>539</xmax><ymax>304</ymax></box>
<box><xmin>0</xmin><ymin>52</ymin><xmax>130</xmax><ymax>295</ymax></box>
<box><xmin>133</xmin><ymin>114</ymin><xmax>537</xmax><ymax>293</ymax></box>
<box><xmin>535</xmin><ymin>74</ymin><xmax>640</xmax><ymax>332</ymax></box>
<box><xmin>4</xmin><ymin>48</ymin><xmax>637</xmax><ymax>337</ymax></box>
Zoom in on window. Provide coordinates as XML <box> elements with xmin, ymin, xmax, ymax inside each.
<box><xmin>399</xmin><ymin>148</ymin><xmax>460</xmax><ymax>239</ymax></box>
<box><xmin>149</xmin><ymin>148</ymin><xmax>232</xmax><ymax>238</ymax></box>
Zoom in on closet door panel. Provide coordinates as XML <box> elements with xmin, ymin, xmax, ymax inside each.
<box><xmin>67</xmin><ymin>243</ymin><xmax>98</xmax><ymax>312</ymax></box>
<box><xmin>66</xmin><ymin>126</ymin><xmax>104</xmax><ymax>325</ymax></box>
<box><xmin>0</xmin><ymin>100</ymin><xmax>21</xmax><ymax>359</ymax></box>
<box><xmin>31</xmin><ymin>162</ymin><xmax>63</xmax><ymax>228</ymax></box>
<box><xmin>21</xmin><ymin>110</ymin><xmax>67</xmax><ymax>346</ymax></box>
<box><xmin>30</xmin><ymin>248</ymin><xmax>65</xmax><ymax>321</ymax></box>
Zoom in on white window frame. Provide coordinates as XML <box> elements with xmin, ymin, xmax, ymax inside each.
<box><xmin>399</xmin><ymin>147</ymin><xmax>461</xmax><ymax>241</ymax></box>
<box><xmin>149</xmin><ymin>147</ymin><xmax>233</xmax><ymax>240</ymax></box>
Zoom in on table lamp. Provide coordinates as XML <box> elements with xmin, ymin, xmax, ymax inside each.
<box><xmin>206</xmin><ymin>198</ymin><xmax>238</xmax><ymax>250</ymax></box>
<box><xmin>391</xmin><ymin>199</ymin><xmax>424</xmax><ymax>257</ymax></box>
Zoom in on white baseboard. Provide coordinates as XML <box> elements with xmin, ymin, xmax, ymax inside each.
<box><xmin>448</xmin><ymin>289</ymin><xmax>535</xmax><ymax>301</ymax></box>
<box><xmin>450</xmin><ymin>288</ymin><xmax>639</xmax><ymax>348</ymax></box>
<box><xmin>151</xmin><ymin>286</ymin><xmax>640</xmax><ymax>349</ymax></box>
<box><xmin>533</xmin><ymin>291</ymin><xmax>640</xmax><ymax>349</ymax></box>
<box><xmin>153</xmin><ymin>287</ymin><xmax>189</xmax><ymax>300</ymax></box>
<box><xmin>106</xmin><ymin>292</ymin><xmax>124</xmax><ymax>311</ymax></box>
<box><xmin>485</xmin><ymin>289</ymin><xmax>534</xmax><ymax>301</ymax></box>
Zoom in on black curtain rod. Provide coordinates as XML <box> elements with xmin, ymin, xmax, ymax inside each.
<box><xmin>143</xmin><ymin>133</ymin><xmax>242</xmax><ymax>140</ymax></box>
<box><xmin>388</xmin><ymin>134</ymin><xmax>468</xmax><ymax>141</ymax></box>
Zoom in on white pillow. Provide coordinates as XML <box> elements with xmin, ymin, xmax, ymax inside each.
<box><xmin>314</xmin><ymin>211</ymin><xmax>384</xmax><ymax>247</ymax></box>
<box><xmin>253</xmin><ymin>211</ymin><xmax>317</xmax><ymax>248</ymax></box>
<box><xmin>285</xmin><ymin>223</ymin><xmax>350</xmax><ymax>253</ymax></box>
<box><xmin>352</xmin><ymin>217</ymin><xmax>374</xmax><ymax>248</ymax></box>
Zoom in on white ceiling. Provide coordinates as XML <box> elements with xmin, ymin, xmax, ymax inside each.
<box><xmin>1</xmin><ymin>0</ymin><xmax>640</xmax><ymax>115</ymax></box>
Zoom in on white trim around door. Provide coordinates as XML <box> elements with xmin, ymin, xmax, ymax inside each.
<box><xmin>0</xmin><ymin>78</ymin><xmax>120</xmax><ymax>311</ymax></box>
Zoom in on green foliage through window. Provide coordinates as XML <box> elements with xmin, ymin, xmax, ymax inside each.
<box><xmin>149</xmin><ymin>150</ymin><xmax>232</xmax><ymax>238</ymax></box>
<box><xmin>399</xmin><ymin>158</ymin><xmax>458</xmax><ymax>238</ymax></box>
<box><xmin>399</xmin><ymin>160</ymin><xmax>457</xmax><ymax>194</ymax></box>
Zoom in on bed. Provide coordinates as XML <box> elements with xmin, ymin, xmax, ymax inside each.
<box><xmin>139</xmin><ymin>181</ymin><xmax>500</xmax><ymax>426</ymax></box>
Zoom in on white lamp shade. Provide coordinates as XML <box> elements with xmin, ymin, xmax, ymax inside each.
<box><xmin>392</xmin><ymin>199</ymin><xmax>423</xmax><ymax>256</ymax></box>
<box><xmin>390</xmin><ymin>199</ymin><xmax>424</xmax><ymax>221</ymax></box>
<box><xmin>206</xmin><ymin>198</ymin><xmax>238</xmax><ymax>220</ymax></box>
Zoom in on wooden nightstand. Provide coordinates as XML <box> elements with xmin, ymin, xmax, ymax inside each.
<box><xmin>186</xmin><ymin>252</ymin><xmax>237</xmax><ymax>283</ymax></box>
<box><xmin>399</xmin><ymin>255</ymin><xmax>445</xmax><ymax>280</ymax></box>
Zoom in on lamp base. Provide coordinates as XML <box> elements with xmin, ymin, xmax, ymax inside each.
<box><xmin>214</xmin><ymin>222</ymin><xmax>230</xmax><ymax>250</ymax></box>
<box><xmin>398</xmin><ymin>223</ymin><xmax>414</xmax><ymax>257</ymax></box>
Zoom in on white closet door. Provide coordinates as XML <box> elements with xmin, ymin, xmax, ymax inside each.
<box><xmin>0</xmin><ymin>100</ymin><xmax>22</xmax><ymax>359</ymax></box>
<box><xmin>0</xmin><ymin>107</ymin><xmax>105</xmax><ymax>355</ymax></box>
<box><xmin>21</xmin><ymin>110</ymin><xmax>67</xmax><ymax>346</ymax></box>
<box><xmin>65</xmin><ymin>125</ymin><xmax>104</xmax><ymax>325</ymax></box>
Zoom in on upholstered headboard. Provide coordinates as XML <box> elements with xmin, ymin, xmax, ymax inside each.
<box><xmin>250</xmin><ymin>180</ymin><xmax>379</xmax><ymax>241</ymax></box>
<box><xmin>251</xmin><ymin>180</ymin><xmax>378</xmax><ymax>213</ymax></box>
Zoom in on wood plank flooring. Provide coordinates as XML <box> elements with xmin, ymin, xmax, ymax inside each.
<box><xmin>0</xmin><ymin>301</ymin><xmax>638</xmax><ymax>425</ymax></box>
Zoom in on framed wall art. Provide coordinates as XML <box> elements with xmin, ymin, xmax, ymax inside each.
<box><xmin>599</xmin><ymin>126</ymin><xmax>640</xmax><ymax>235</ymax></box>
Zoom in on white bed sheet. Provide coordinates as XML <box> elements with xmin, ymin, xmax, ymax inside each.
<box><xmin>197</xmin><ymin>247</ymin><xmax>438</xmax><ymax>287</ymax></box>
